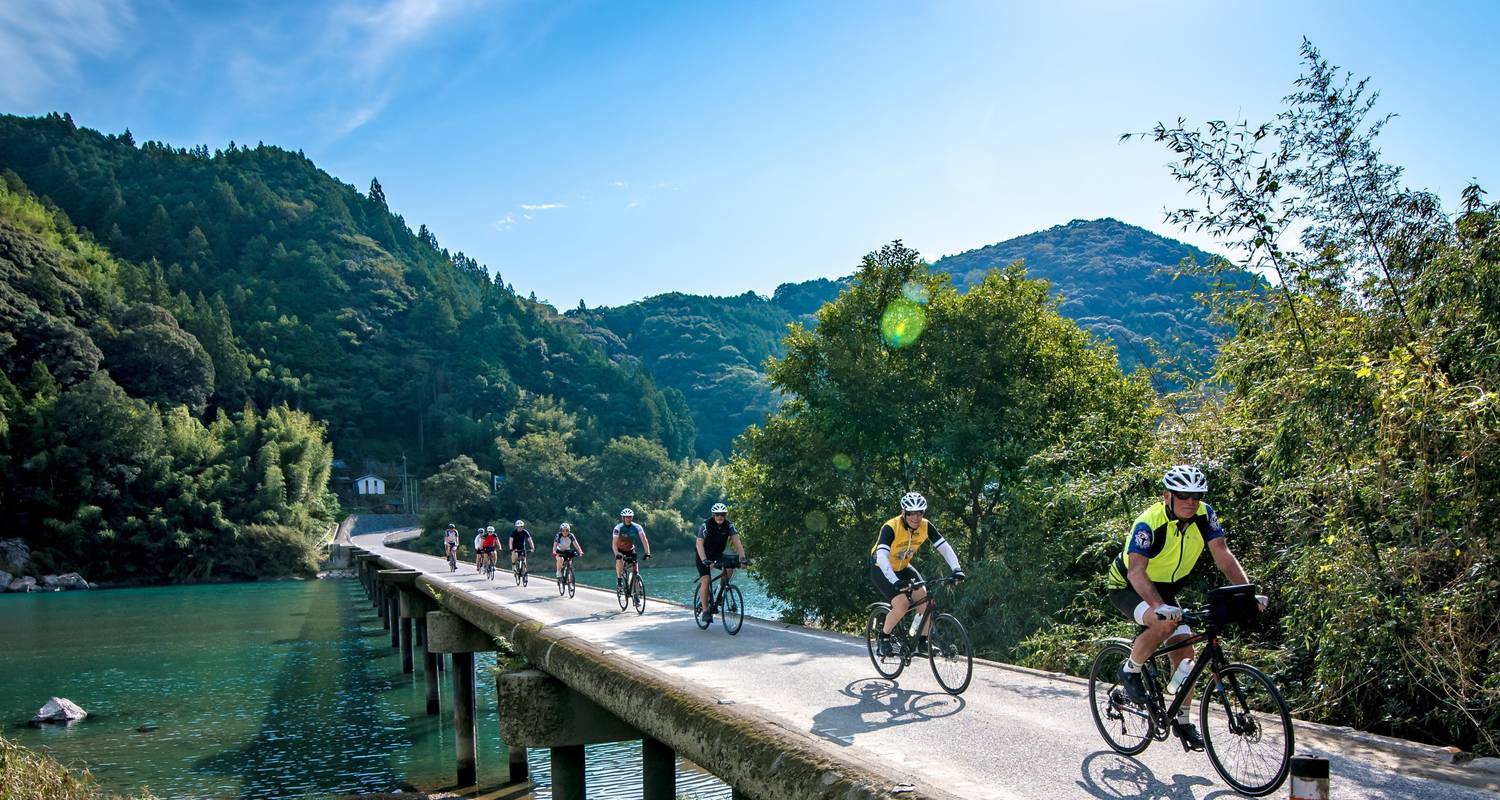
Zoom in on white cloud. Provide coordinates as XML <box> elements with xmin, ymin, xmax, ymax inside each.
<box><xmin>626</xmin><ymin>201</ymin><xmax>639</xmax><ymax>209</ymax></box>
<box><xmin>520</xmin><ymin>202</ymin><xmax>566</xmax><ymax>211</ymax></box>
<box><xmin>611</xmin><ymin>180</ymin><xmax>628</xmax><ymax>188</ymax></box>
<box><xmin>492</xmin><ymin>213</ymin><xmax>517</xmax><ymax>231</ymax></box>
<box><xmin>335</xmin><ymin>92</ymin><xmax>393</xmax><ymax>136</ymax></box>
<box><xmin>0</xmin><ymin>0</ymin><xmax>133</xmax><ymax>105</ymax></box>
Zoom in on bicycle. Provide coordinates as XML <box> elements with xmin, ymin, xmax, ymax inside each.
<box><xmin>556</xmin><ymin>553</ymin><xmax>577</xmax><ymax>598</ymax></box>
<box><xmin>512</xmin><ymin>551</ymin><xmax>529</xmax><ymax>587</ymax></box>
<box><xmin>483</xmin><ymin>550</ymin><xmax>496</xmax><ymax>581</ymax></box>
<box><xmin>615</xmin><ymin>552</ymin><xmax>648</xmax><ymax>615</ymax></box>
<box><xmin>693</xmin><ymin>556</ymin><xmax>746</xmax><ymax>635</ymax></box>
<box><xmin>864</xmin><ymin>575</ymin><xmax>972</xmax><ymax>695</ymax></box>
<box><xmin>1088</xmin><ymin>584</ymin><xmax>1293</xmax><ymax>797</ymax></box>
<box><xmin>446</xmin><ymin>544</ymin><xmax>458</xmax><ymax>572</ymax></box>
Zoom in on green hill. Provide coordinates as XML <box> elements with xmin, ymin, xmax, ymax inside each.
<box><xmin>0</xmin><ymin>113</ymin><xmax>696</xmax><ymax>476</ymax></box>
<box><xmin>933</xmin><ymin>218</ymin><xmax>1253</xmax><ymax>375</ymax></box>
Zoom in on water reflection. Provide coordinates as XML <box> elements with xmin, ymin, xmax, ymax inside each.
<box><xmin>0</xmin><ymin>580</ymin><xmax>732</xmax><ymax>799</ymax></box>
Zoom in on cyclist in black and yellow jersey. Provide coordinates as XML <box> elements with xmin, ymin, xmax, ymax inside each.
<box><xmin>1106</xmin><ymin>465</ymin><xmax>1265</xmax><ymax>751</ymax></box>
<box><xmin>870</xmin><ymin>491</ymin><xmax>964</xmax><ymax>657</ymax></box>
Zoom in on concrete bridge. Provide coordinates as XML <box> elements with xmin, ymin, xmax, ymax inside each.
<box><xmin>341</xmin><ymin>527</ymin><xmax>1500</xmax><ymax>800</ymax></box>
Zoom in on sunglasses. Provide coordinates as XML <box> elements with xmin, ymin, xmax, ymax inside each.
<box><xmin>904</xmin><ymin>510</ymin><xmax>925</xmax><ymax>516</ymax></box>
<box><xmin>1171</xmin><ymin>490</ymin><xmax>1205</xmax><ymax>501</ymax></box>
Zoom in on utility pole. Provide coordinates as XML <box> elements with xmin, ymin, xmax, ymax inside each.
<box><xmin>402</xmin><ymin>453</ymin><xmax>410</xmax><ymax>515</ymax></box>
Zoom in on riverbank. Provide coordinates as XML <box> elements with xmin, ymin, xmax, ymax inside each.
<box><xmin>0</xmin><ymin>735</ymin><xmax>155</xmax><ymax>800</ymax></box>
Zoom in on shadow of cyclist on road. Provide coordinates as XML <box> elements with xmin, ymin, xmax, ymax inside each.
<box><xmin>1076</xmin><ymin>750</ymin><xmax>1232</xmax><ymax>800</ymax></box>
<box><xmin>809</xmin><ymin>678</ymin><xmax>964</xmax><ymax>747</ymax></box>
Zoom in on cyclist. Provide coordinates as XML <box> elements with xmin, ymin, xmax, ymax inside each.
<box><xmin>509</xmin><ymin>520</ymin><xmax>534</xmax><ymax>576</ymax></box>
<box><xmin>473</xmin><ymin>528</ymin><xmax>485</xmax><ymax>572</ymax></box>
<box><xmin>612</xmin><ymin>508</ymin><xmax>652</xmax><ymax>588</ymax></box>
<box><xmin>443</xmin><ymin>524</ymin><xmax>460</xmax><ymax>566</ymax></box>
<box><xmin>695</xmin><ymin>502</ymin><xmax>746</xmax><ymax>626</ymax></box>
<box><xmin>553</xmin><ymin>522</ymin><xmax>583</xmax><ymax>578</ymax></box>
<box><xmin>1106</xmin><ymin>465</ymin><xmax>1263</xmax><ymax>752</ymax></box>
<box><xmin>870</xmin><ymin>492</ymin><xmax>964</xmax><ymax>658</ymax></box>
<box><xmin>479</xmin><ymin>525</ymin><xmax>500</xmax><ymax>574</ymax></box>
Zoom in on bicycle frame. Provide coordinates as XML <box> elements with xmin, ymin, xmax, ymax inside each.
<box><xmin>1119</xmin><ymin>614</ymin><xmax>1231</xmax><ymax>740</ymax></box>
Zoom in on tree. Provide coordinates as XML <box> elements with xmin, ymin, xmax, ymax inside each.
<box><xmin>423</xmin><ymin>455</ymin><xmax>492</xmax><ymax>521</ymax></box>
<box><xmin>727</xmin><ymin>242</ymin><xmax>1151</xmax><ymax>627</ymax></box>
<box><xmin>369</xmin><ymin>177</ymin><xmax>387</xmax><ymax>208</ymax></box>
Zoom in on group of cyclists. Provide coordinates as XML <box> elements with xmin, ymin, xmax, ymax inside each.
<box><xmin>431</xmin><ymin>463</ymin><xmax>1260</xmax><ymax>751</ymax></box>
<box><xmin>437</xmin><ymin>506</ymin><xmax>747</xmax><ymax>626</ymax></box>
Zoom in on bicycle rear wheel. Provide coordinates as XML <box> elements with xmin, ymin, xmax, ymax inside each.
<box><xmin>720</xmin><ymin>585</ymin><xmax>744</xmax><ymax>635</ymax></box>
<box><xmin>1200</xmin><ymin>663</ymin><xmax>1294</xmax><ymax>796</ymax></box>
<box><xmin>631</xmin><ymin>573</ymin><xmax>646</xmax><ymax>615</ymax></box>
<box><xmin>1088</xmin><ymin>643</ymin><xmax>1153</xmax><ymax>755</ymax></box>
<box><xmin>864</xmin><ymin>604</ymin><xmax>904</xmax><ymax>679</ymax></box>
<box><xmin>927</xmin><ymin>613</ymin><xmax>972</xmax><ymax>694</ymax></box>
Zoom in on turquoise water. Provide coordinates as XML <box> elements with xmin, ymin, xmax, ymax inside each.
<box><xmin>0</xmin><ymin>577</ymin><xmax>764</xmax><ymax>799</ymax></box>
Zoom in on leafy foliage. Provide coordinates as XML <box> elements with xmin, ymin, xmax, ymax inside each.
<box><xmin>0</xmin><ymin>179</ymin><xmax>336</xmax><ymax>582</ymax></box>
<box><xmin>1029</xmin><ymin>41</ymin><xmax>1500</xmax><ymax>755</ymax></box>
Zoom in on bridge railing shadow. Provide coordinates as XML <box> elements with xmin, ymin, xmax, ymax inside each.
<box><xmin>808</xmin><ymin>678</ymin><xmax>964</xmax><ymax>746</ymax></box>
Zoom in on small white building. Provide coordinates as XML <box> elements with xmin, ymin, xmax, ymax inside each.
<box><xmin>355</xmin><ymin>474</ymin><xmax>386</xmax><ymax>496</ymax></box>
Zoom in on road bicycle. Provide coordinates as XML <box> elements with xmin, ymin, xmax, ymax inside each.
<box><xmin>556</xmin><ymin>553</ymin><xmax>577</xmax><ymax>598</ymax></box>
<box><xmin>512</xmin><ymin>551</ymin><xmax>530</xmax><ymax>587</ymax></box>
<box><xmin>445</xmin><ymin>544</ymin><xmax>458</xmax><ymax>572</ymax></box>
<box><xmin>484</xmin><ymin>550</ymin><xmax>496</xmax><ymax>581</ymax></box>
<box><xmin>615</xmin><ymin>551</ymin><xmax>648</xmax><ymax>615</ymax></box>
<box><xmin>864</xmin><ymin>575</ymin><xmax>972</xmax><ymax>695</ymax></box>
<box><xmin>1088</xmin><ymin>584</ymin><xmax>1293</xmax><ymax>797</ymax></box>
<box><xmin>693</xmin><ymin>556</ymin><xmax>746</xmax><ymax>635</ymax></box>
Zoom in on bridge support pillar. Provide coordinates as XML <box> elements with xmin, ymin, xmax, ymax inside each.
<box><xmin>379</xmin><ymin>570</ymin><xmax>419</xmax><ymax>656</ymax></box>
<box><xmin>508</xmin><ymin>745</ymin><xmax>529</xmax><ymax>784</ymax></box>
<box><xmin>427</xmin><ymin>611</ymin><xmax>495</xmax><ymax>789</ymax></box>
<box><xmin>399</xmin><ymin>585</ymin><xmax>438</xmax><ymax>681</ymax></box>
<box><xmin>551</xmin><ymin>744</ymin><xmax>585</xmax><ymax>800</ymax></box>
<box><xmin>423</xmin><ymin>649</ymin><xmax>440</xmax><ymax>714</ymax></box>
<box><xmin>643</xmin><ymin>737</ymin><xmax>676</xmax><ymax>800</ymax></box>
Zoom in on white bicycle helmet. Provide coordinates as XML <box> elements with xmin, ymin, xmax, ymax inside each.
<box><xmin>485</xmin><ymin>525</ymin><xmax>495</xmax><ymax>533</ymax></box>
<box><xmin>514</xmin><ymin>520</ymin><xmax>525</xmax><ymax>528</ymax></box>
<box><xmin>620</xmin><ymin>508</ymin><xmax>634</xmax><ymax>517</ymax></box>
<box><xmin>899</xmin><ymin>492</ymin><xmax>928</xmax><ymax>512</ymax></box>
<box><xmin>711</xmin><ymin>502</ymin><xmax>728</xmax><ymax>514</ymax></box>
<box><xmin>1162</xmin><ymin>465</ymin><xmax>1209</xmax><ymax>494</ymax></box>
<box><xmin>559</xmin><ymin>522</ymin><xmax>571</xmax><ymax>531</ymax></box>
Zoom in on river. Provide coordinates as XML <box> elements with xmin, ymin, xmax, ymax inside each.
<box><xmin>0</xmin><ymin>566</ymin><xmax>781</xmax><ymax>799</ymax></box>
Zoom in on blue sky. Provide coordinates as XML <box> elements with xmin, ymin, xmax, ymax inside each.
<box><xmin>3</xmin><ymin>0</ymin><xmax>1497</xmax><ymax>307</ymax></box>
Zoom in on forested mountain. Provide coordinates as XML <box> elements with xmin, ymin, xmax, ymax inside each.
<box><xmin>0</xmin><ymin>177</ymin><xmax>336</xmax><ymax>582</ymax></box>
<box><xmin>570</xmin><ymin>280</ymin><xmax>845</xmax><ymax>459</ymax></box>
<box><xmin>933</xmin><ymin>218</ymin><xmax>1252</xmax><ymax>375</ymax></box>
<box><xmin>0</xmin><ymin>113</ymin><xmax>696</xmax><ymax>476</ymax></box>
<box><xmin>587</xmin><ymin>221</ymin><xmax>1244</xmax><ymax>459</ymax></box>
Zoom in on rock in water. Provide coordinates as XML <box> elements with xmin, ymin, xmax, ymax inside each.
<box><xmin>7</xmin><ymin>576</ymin><xmax>37</xmax><ymax>592</ymax></box>
<box><xmin>40</xmin><ymin>573</ymin><xmax>90</xmax><ymax>590</ymax></box>
<box><xmin>32</xmin><ymin>697</ymin><xmax>88</xmax><ymax>724</ymax></box>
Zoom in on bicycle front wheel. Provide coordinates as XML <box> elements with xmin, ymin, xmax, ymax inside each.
<box><xmin>1200</xmin><ymin>663</ymin><xmax>1294</xmax><ymax>796</ymax></box>
<box><xmin>616</xmin><ymin>573</ymin><xmax>628</xmax><ymax>609</ymax></box>
<box><xmin>927</xmin><ymin>614</ymin><xmax>972</xmax><ymax>694</ymax></box>
<box><xmin>558</xmin><ymin>566</ymin><xmax>567</xmax><ymax>595</ymax></box>
<box><xmin>631</xmin><ymin>574</ymin><xmax>646</xmax><ymax>615</ymax></box>
<box><xmin>721</xmin><ymin>585</ymin><xmax>744</xmax><ymax>635</ymax></box>
<box><xmin>1088</xmin><ymin>643</ymin><xmax>1153</xmax><ymax>755</ymax></box>
<box><xmin>566</xmin><ymin>568</ymin><xmax>575</xmax><ymax>598</ymax></box>
<box><xmin>864</xmin><ymin>604</ymin><xmax>904</xmax><ymax>680</ymax></box>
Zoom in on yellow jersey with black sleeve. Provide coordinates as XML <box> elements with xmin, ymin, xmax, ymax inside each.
<box><xmin>1105</xmin><ymin>501</ymin><xmax>1226</xmax><ymax>589</ymax></box>
<box><xmin>871</xmin><ymin>515</ymin><xmax>932</xmax><ymax>571</ymax></box>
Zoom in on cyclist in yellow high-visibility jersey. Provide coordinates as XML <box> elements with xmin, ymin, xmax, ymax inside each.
<box><xmin>869</xmin><ymin>492</ymin><xmax>964</xmax><ymax>657</ymax></box>
<box><xmin>1106</xmin><ymin>465</ymin><xmax>1264</xmax><ymax>752</ymax></box>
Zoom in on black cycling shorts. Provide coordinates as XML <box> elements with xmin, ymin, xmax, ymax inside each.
<box><xmin>1108</xmin><ymin>582</ymin><xmax>1183</xmax><ymax>626</ymax></box>
<box><xmin>556</xmin><ymin>550</ymin><xmax>578</xmax><ymax>559</ymax></box>
<box><xmin>869</xmin><ymin>563</ymin><xmax>923</xmax><ymax>602</ymax></box>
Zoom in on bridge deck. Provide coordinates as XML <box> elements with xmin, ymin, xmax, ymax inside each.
<box><xmin>354</xmin><ymin>531</ymin><xmax>1498</xmax><ymax>800</ymax></box>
